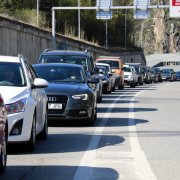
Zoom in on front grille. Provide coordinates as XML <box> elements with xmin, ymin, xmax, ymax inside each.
<box><xmin>67</xmin><ymin>110</ymin><xmax>87</xmax><ymax>117</ymax></box>
<box><xmin>47</xmin><ymin>95</ymin><xmax>68</xmax><ymax>114</ymax></box>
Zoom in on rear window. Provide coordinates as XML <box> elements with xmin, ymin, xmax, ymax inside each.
<box><xmin>39</xmin><ymin>55</ymin><xmax>88</xmax><ymax>71</ymax></box>
<box><xmin>97</xmin><ymin>60</ymin><xmax>120</xmax><ymax>69</ymax></box>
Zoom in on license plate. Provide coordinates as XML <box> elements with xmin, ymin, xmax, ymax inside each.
<box><xmin>48</xmin><ymin>103</ymin><xmax>62</xmax><ymax>110</ymax></box>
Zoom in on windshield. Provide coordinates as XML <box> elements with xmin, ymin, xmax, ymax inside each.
<box><xmin>97</xmin><ymin>60</ymin><xmax>120</xmax><ymax>69</ymax></box>
<box><xmin>162</xmin><ymin>69</ymin><xmax>171</xmax><ymax>74</ymax></box>
<box><xmin>124</xmin><ymin>66</ymin><xmax>131</xmax><ymax>72</ymax></box>
<box><xmin>97</xmin><ymin>66</ymin><xmax>108</xmax><ymax>75</ymax></box>
<box><xmin>34</xmin><ymin>66</ymin><xmax>85</xmax><ymax>83</ymax></box>
<box><xmin>0</xmin><ymin>62</ymin><xmax>26</xmax><ymax>87</ymax></box>
<box><xmin>39</xmin><ymin>55</ymin><xmax>88</xmax><ymax>71</ymax></box>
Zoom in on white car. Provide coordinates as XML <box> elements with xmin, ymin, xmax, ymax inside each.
<box><xmin>0</xmin><ymin>55</ymin><xmax>48</xmax><ymax>151</ymax></box>
<box><xmin>123</xmin><ymin>64</ymin><xmax>138</xmax><ymax>88</ymax></box>
<box><xmin>96</xmin><ymin>62</ymin><xmax>116</xmax><ymax>91</ymax></box>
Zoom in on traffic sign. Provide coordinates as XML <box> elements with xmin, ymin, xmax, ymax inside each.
<box><xmin>134</xmin><ymin>0</ymin><xmax>150</xmax><ymax>19</ymax></box>
<box><xmin>170</xmin><ymin>0</ymin><xmax>180</xmax><ymax>18</ymax></box>
<box><xmin>96</xmin><ymin>0</ymin><xmax>112</xmax><ymax>19</ymax></box>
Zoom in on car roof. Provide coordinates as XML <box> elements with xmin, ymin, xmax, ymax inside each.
<box><xmin>33</xmin><ymin>63</ymin><xmax>83</xmax><ymax>69</ymax></box>
<box><xmin>0</xmin><ymin>56</ymin><xmax>20</xmax><ymax>63</ymax></box>
<box><xmin>40</xmin><ymin>50</ymin><xmax>89</xmax><ymax>56</ymax></box>
<box><xmin>96</xmin><ymin>62</ymin><xmax>110</xmax><ymax>67</ymax></box>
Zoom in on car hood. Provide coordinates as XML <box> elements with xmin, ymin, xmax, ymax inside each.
<box><xmin>0</xmin><ymin>86</ymin><xmax>28</xmax><ymax>104</ymax></box>
<box><xmin>124</xmin><ymin>72</ymin><xmax>132</xmax><ymax>76</ymax></box>
<box><xmin>45</xmin><ymin>82</ymin><xmax>89</xmax><ymax>95</ymax></box>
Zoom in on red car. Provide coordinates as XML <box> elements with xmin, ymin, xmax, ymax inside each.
<box><xmin>0</xmin><ymin>94</ymin><xmax>8</xmax><ymax>174</ymax></box>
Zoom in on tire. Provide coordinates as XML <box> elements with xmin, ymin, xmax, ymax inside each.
<box><xmin>39</xmin><ymin>112</ymin><xmax>48</xmax><ymax>140</ymax></box>
<box><xmin>112</xmin><ymin>86</ymin><xmax>115</xmax><ymax>91</ymax></box>
<box><xmin>27</xmin><ymin>114</ymin><xmax>36</xmax><ymax>152</ymax></box>
<box><xmin>0</xmin><ymin>123</ymin><xmax>7</xmax><ymax>175</ymax></box>
<box><xmin>87</xmin><ymin>107</ymin><xmax>97</xmax><ymax>126</ymax></box>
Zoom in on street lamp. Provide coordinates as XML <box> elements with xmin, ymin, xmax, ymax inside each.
<box><xmin>140</xmin><ymin>18</ymin><xmax>157</xmax><ymax>48</ymax></box>
<box><xmin>125</xmin><ymin>1</ymin><xmax>133</xmax><ymax>49</ymax></box>
<box><xmin>78</xmin><ymin>0</ymin><xmax>81</xmax><ymax>39</ymax></box>
<box><xmin>37</xmin><ymin>0</ymin><xmax>39</xmax><ymax>27</ymax></box>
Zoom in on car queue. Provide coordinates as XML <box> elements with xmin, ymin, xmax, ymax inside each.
<box><xmin>0</xmin><ymin>50</ymin><xmax>178</xmax><ymax>174</ymax></box>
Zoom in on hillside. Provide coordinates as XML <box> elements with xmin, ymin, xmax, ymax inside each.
<box><xmin>0</xmin><ymin>0</ymin><xmax>179</xmax><ymax>55</ymax></box>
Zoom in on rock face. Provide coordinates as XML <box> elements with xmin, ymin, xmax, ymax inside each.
<box><xmin>143</xmin><ymin>6</ymin><xmax>180</xmax><ymax>55</ymax></box>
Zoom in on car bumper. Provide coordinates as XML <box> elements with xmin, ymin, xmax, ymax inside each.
<box><xmin>7</xmin><ymin>111</ymin><xmax>33</xmax><ymax>143</ymax></box>
<box><xmin>47</xmin><ymin>100</ymin><xmax>94</xmax><ymax>120</ymax></box>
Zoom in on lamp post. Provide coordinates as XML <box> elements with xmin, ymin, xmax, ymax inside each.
<box><xmin>78</xmin><ymin>0</ymin><xmax>81</xmax><ymax>39</ymax></box>
<box><xmin>125</xmin><ymin>1</ymin><xmax>133</xmax><ymax>49</ymax></box>
<box><xmin>37</xmin><ymin>0</ymin><xmax>39</xmax><ymax>27</ymax></box>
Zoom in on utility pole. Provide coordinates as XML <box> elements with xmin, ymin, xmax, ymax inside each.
<box><xmin>78</xmin><ymin>0</ymin><xmax>81</xmax><ymax>39</ymax></box>
<box><xmin>37</xmin><ymin>0</ymin><xmax>39</xmax><ymax>27</ymax></box>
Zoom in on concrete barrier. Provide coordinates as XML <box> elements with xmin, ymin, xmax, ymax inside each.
<box><xmin>0</xmin><ymin>16</ymin><xmax>146</xmax><ymax>65</ymax></box>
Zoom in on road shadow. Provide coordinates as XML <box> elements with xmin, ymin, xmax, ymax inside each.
<box><xmin>98</xmin><ymin>107</ymin><xmax>158</xmax><ymax>113</ymax></box>
<box><xmin>102</xmin><ymin>118</ymin><xmax>149</xmax><ymax>127</ymax></box>
<box><xmin>101</xmin><ymin>99</ymin><xmax>139</xmax><ymax>104</ymax></box>
<box><xmin>102</xmin><ymin>95</ymin><xmax>134</xmax><ymax>99</ymax></box>
<box><xmin>1</xmin><ymin>165</ymin><xmax>119</xmax><ymax>180</ymax></box>
<box><xmin>8</xmin><ymin>134</ymin><xmax>125</xmax><ymax>155</ymax></box>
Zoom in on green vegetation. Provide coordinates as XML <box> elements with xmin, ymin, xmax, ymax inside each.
<box><xmin>0</xmin><ymin>0</ymin><xmax>136</xmax><ymax>48</ymax></box>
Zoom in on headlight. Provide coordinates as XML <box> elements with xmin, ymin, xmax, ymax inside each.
<box><xmin>6</xmin><ymin>97</ymin><xmax>27</xmax><ymax>114</ymax></box>
<box><xmin>72</xmin><ymin>94</ymin><xmax>89</xmax><ymax>100</ymax></box>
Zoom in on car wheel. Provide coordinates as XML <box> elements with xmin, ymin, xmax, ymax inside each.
<box><xmin>39</xmin><ymin>112</ymin><xmax>48</xmax><ymax>140</ymax></box>
<box><xmin>87</xmin><ymin>107</ymin><xmax>97</xmax><ymax>126</ymax></box>
<box><xmin>112</xmin><ymin>86</ymin><xmax>115</xmax><ymax>91</ymax></box>
<box><xmin>27</xmin><ymin>113</ymin><xmax>36</xmax><ymax>152</ymax></box>
<box><xmin>0</xmin><ymin>123</ymin><xmax>7</xmax><ymax>175</ymax></box>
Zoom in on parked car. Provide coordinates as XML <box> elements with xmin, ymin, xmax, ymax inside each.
<box><xmin>38</xmin><ymin>49</ymin><xmax>95</xmax><ymax>78</ymax></box>
<box><xmin>0</xmin><ymin>94</ymin><xmax>7</xmax><ymax>174</ymax></box>
<box><xmin>0</xmin><ymin>55</ymin><xmax>49</xmax><ymax>151</ymax></box>
<box><xmin>151</xmin><ymin>67</ymin><xmax>163</xmax><ymax>83</ymax></box>
<box><xmin>38</xmin><ymin>49</ymin><xmax>101</xmax><ymax>102</ymax></box>
<box><xmin>33</xmin><ymin>63</ymin><xmax>98</xmax><ymax>125</ymax></box>
<box><xmin>96</xmin><ymin>56</ymin><xmax>124</xmax><ymax>89</ymax></box>
<box><xmin>96</xmin><ymin>62</ymin><xmax>116</xmax><ymax>91</ymax></box>
<box><xmin>126</xmin><ymin>63</ymin><xmax>143</xmax><ymax>85</ymax></box>
<box><xmin>123</xmin><ymin>64</ymin><xmax>138</xmax><ymax>88</ymax></box>
<box><xmin>96</xmin><ymin>65</ymin><xmax>113</xmax><ymax>93</ymax></box>
<box><xmin>175</xmin><ymin>71</ymin><xmax>180</xmax><ymax>80</ymax></box>
<box><xmin>161</xmin><ymin>68</ymin><xmax>176</xmax><ymax>81</ymax></box>
<box><xmin>141</xmin><ymin>66</ymin><xmax>152</xmax><ymax>84</ymax></box>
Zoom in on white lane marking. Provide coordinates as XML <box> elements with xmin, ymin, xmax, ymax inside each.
<box><xmin>73</xmin><ymin>91</ymin><xmax>132</xmax><ymax>180</ymax></box>
<box><xmin>129</xmin><ymin>91</ymin><xmax>157</xmax><ymax>180</ymax></box>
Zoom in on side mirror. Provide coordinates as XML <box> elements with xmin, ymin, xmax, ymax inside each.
<box><xmin>33</xmin><ymin>78</ymin><xmax>49</xmax><ymax>88</ymax></box>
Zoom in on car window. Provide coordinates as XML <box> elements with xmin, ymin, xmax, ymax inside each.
<box><xmin>0</xmin><ymin>62</ymin><xmax>26</xmax><ymax>87</ymax></box>
<box><xmin>40</xmin><ymin>55</ymin><xmax>89</xmax><ymax>71</ymax></box>
<box><xmin>34</xmin><ymin>66</ymin><xmax>85</xmax><ymax>83</ymax></box>
<box><xmin>97</xmin><ymin>60</ymin><xmax>120</xmax><ymax>69</ymax></box>
<box><xmin>24</xmin><ymin>61</ymin><xmax>36</xmax><ymax>84</ymax></box>
<box><xmin>124</xmin><ymin>66</ymin><xmax>131</xmax><ymax>72</ymax></box>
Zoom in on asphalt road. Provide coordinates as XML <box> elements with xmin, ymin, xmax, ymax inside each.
<box><xmin>2</xmin><ymin>81</ymin><xmax>180</xmax><ymax>180</ymax></box>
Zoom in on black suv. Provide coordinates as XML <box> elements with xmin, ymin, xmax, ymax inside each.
<box><xmin>38</xmin><ymin>49</ymin><xmax>95</xmax><ymax>78</ymax></box>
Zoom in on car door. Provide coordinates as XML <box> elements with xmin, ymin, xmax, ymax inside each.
<box><xmin>24</xmin><ymin>61</ymin><xmax>46</xmax><ymax>134</ymax></box>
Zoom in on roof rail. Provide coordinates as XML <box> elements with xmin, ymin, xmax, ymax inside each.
<box><xmin>44</xmin><ymin>49</ymin><xmax>52</xmax><ymax>52</ymax></box>
<box><xmin>18</xmin><ymin>54</ymin><xmax>24</xmax><ymax>58</ymax></box>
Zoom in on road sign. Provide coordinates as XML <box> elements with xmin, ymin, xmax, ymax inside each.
<box><xmin>134</xmin><ymin>0</ymin><xmax>150</xmax><ymax>19</ymax></box>
<box><xmin>96</xmin><ymin>0</ymin><xmax>112</xmax><ymax>19</ymax></box>
<box><xmin>170</xmin><ymin>0</ymin><xmax>180</xmax><ymax>18</ymax></box>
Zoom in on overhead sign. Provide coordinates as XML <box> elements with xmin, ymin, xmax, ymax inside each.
<box><xmin>134</xmin><ymin>0</ymin><xmax>150</xmax><ymax>19</ymax></box>
<box><xmin>96</xmin><ymin>0</ymin><xmax>112</xmax><ymax>19</ymax></box>
<box><xmin>170</xmin><ymin>0</ymin><xmax>180</xmax><ymax>18</ymax></box>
